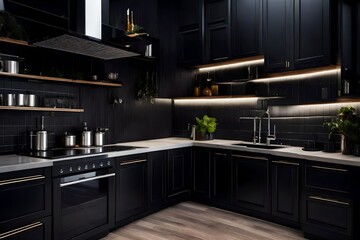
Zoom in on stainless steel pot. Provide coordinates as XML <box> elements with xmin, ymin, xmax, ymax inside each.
<box><xmin>81</xmin><ymin>122</ymin><xmax>92</xmax><ymax>147</ymax></box>
<box><xmin>94</xmin><ymin>128</ymin><xmax>109</xmax><ymax>146</ymax></box>
<box><xmin>3</xmin><ymin>60</ymin><xmax>19</xmax><ymax>74</ymax></box>
<box><xmin>64</xmin><ymin>132</ymin><xmax>76</xmax><ymax>147</ymax></box>
<box><xmin>34</xmin><ymin>130</ymin><xmax>48</xmax><ymax>151</ymax></box>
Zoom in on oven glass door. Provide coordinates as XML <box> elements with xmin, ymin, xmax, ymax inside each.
<box><xmin>60</xmin><ymin>169</ymin><xmax>114</xmax><ymax>240</ymax></box>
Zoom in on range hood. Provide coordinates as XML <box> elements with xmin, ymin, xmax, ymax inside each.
<box><xmin>4</xmin><ymin>0</ymin><xmax>140</xmax><ymax>60</ymax></box>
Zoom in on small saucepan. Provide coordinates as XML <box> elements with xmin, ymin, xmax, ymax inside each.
<box><xmin>64</xmin><ymin>132</ymin><xmax>76</xmax><ymax>147</ymax></box>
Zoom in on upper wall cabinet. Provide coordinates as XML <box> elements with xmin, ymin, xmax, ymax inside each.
<box><xmin>231</xmin><ymin>0</ymin><xmax>262</xmax><ymax>58</ymax></box>
<box><xmin>263</xmin><ymin>0</ymin><xmax>331</xmax><ymax>73</ymax></box>
<box><xmin>177</xmin><ymin>0</ymin><xmax>204</xmax><ymax>66</ymax></box>
<box><xmin>205</xmin><ymin>0</ymin><xmax>231</xmax><ymax>63</ymax></box>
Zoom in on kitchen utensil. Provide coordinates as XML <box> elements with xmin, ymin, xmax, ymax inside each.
<box><xmin>92</xmin><ymin>75</ymin><xmax>98</xmax><ymax>81</ymax></box>
<box><xmin>17</xmin><ymin>93</ymin><xmax>25</xmax><ymax>106</ymax></box>
<box><xmin>3</xmin><ymin>60</ymin><xmax>19</xmax><ymax>74</ymax></box>
<box><xmin>64</xmin><ymin>132</ymin><xmax>76</xmax><ymax>147</ymax></box>
<box><xmin>27</xmin><ymin>94</ymin><xmax>36</xmax><ymax>107</ymax></box>
<box><xmin>107</xmin><ymin>73</ymin><xmax>118</xmax><ymax>81</ymax></box>
<box><xmin>81</xmin><ymin>122</ymin><xmax>93</xmax><ymax>147</ymax></box>
<box><xmin>32</xmin><ymin>116</ymin><xmax>48</xmax><ymax>151</ymax></box>
<box><xmin>6</xmin><ymin>94</ymin><xmax>15</xmax><ymax>106</ymax></box>
<box><xmin>94</xmin><ymin>127</ymin><xmax>109</xmax><ymax>146</ymax></box>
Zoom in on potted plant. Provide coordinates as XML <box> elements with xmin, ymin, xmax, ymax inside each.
<box><xmin>324</xmin><ymin>106</ymin><xmax>358</xmax><ymax>155</ymax></box>
<box><xmin>195</xmin><ymin>115</ymin><xmax>218</xmax><ymax>140</ymax></box>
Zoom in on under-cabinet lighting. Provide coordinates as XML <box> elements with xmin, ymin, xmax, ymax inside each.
<box><xmin>249</xmin><ymin>68</ymin><xmax>340</xmax><ymax>83</ymax></box>
<box><xmin>173</xmin><ymin>97</ymin><xmax>261</xmax><ymax>106</ymax></box>
<box><xmin>198</xmin><ymin>59</ymin><xmax>264</xmax><ymax>72</ymax></box>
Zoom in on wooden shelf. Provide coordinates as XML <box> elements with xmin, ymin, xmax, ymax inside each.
<box><xmin>0</xmin><ymin>106</ymin><xmax>84</xmax><ymax>112</ymax></box>
<box><xmin>195</xmin><ymin>55</ymin><xmax>265</xmax><ymax>70</ymax></box>
<box><xmin>173</xmin><ymin>95</ymin><xmax>280</xmax><ymax>100</ymax></box>
<box><xmin>0</xmin><ymin>37</ymin><xmax>33</xmax><ymax>47</ymax></box>
<box><xmin>0</xmin><ymin>72</ymin><xmax>123</xmax><ymax>87</ymax></box>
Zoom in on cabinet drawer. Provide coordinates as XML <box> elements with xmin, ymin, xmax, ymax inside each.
<box><xmin>0</xmin><ymin>216</ymin><xmax>51</xmax><ymax>240</ymax></box>
<box><xmin>0</xmin><ymin>168</ymin><xmax>51</xmax><ymax>224</ymax></box>
<box><xmin>304</xmin><ymin>164</ymin><xmax>350</xmax><ymax>193</ymax></box>
<box><xmin>302</xmin><ymin>192</ymin><xmax>353</xmax><ymax>237</ymax></box>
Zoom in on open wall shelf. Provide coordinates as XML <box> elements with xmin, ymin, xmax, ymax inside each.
<box><xmin>0</xmin><ymin>72</ymin><xmax>123</xmax><ymax>87</ymax></box>
<box><xmin>0</xmin><ymin>106</ymin><xmax>84</xmax><ymax>112</ymax></box>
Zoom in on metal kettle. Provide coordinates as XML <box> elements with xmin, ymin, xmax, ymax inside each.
<box><xmin>81</xmin><ymin>122</ymin><xmax>92</xmax><ymax>147</ymax></box>
<box><xmin>30</xmin><ymin>116</ymin><xmax>48</xmax><ymax>151</ymax></box>
<box><xmin>94</xmin><ymin>128</ymin><xmax>109</xmax><ymax>146</ymax></box>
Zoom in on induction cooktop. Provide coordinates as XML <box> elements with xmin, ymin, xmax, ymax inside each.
<box><xmin>19</xmin><ymin>145</ymin><xmax>138</xmax><ymax>159</ymax></box>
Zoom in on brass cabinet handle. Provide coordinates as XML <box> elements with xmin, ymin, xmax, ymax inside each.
<box><xmin>311</xmin><ymin>165</ymin><xmax>347</xmax><ymax>172</ymax></box>
<box><xmin>214</xmin><ymin>153</ymin><xmax>227</xmax><ymax>156</ymax></box>
<box><xmin>0</xmin><ymin>175</ymin><xmax>45</xmax><ymax>186</ymax></box>
<box><xmin>272</xmin><ymin>160</ymin><xmax>299</xmax><ymax>166</ymax></box>
<box><xmin>120</xmin><ymin>159</ymin><xmax>147</xmax><ymax>166</ymax></box>
<box><xmin>0</xmin><ymin>222</ymin><xmax>43</xmax><ymax>239</ymax></box>
<box><xmin>232</xmin><ymin>154</ymin><xmax>268</xmax><ymax>161</ymax></box>
<box><xmin>309</xmin><ymin>196</ymin><xmax>349</xmax><ymax>206</ymax></box>
<box><xmin>60</xmin><ymin>173</ymin><xmax>115</xmax><ymax>188</ymax></box>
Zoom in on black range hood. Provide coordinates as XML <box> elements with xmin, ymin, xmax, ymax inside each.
<box><xmin>3</xmin><ymin>0</ymin><xmax>140</xmax><ymax>60</ymax></box>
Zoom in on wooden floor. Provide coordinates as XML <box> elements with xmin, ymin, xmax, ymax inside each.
<box><xmin>102</xmin><ymin>202</ymin><xmax>306</xmax><ymax>240</ymax></box>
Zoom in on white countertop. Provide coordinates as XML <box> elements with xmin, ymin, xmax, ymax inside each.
<box><xmin>1</xmin><ymin>137</ymin><xmax>360</xmax><ymax>173</ymax></box>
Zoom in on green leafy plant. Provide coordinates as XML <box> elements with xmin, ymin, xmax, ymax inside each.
<box><xmin>195</xmin><ymin>115</ymin><xmax>218</xmax><ymax>134</ymax></box>
<box><xmin>338</xmin><ymin>106</ymin><xmax>356</xmax><ymax>115</ymax></box>
<box><xmin>324</xmin><ymin>105</ymin><xmax>359</xmax><ymax>140</ymax></box>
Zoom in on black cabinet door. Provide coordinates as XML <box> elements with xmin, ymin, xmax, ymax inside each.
<box><xmin>301</xmin><ymin>192</ymin><xmax>353</xmax><ymax>239</ymax></box>
<box><xmin>232</xmin><ymin>153</ymin><xmax>270</xmax><ymax>213</ymax></box>
<box><xmin>116</xmin><ymin>155</ymin><xmax>148</xmax><ymax>222</ymax></box>
<box><xmin>0</xmin><ymin>168</ymin><xmax>51</xmax><ymax>226</ymax></box>
<box><xmin>205</xmin><ymin>0</ymin><xmax>231</xmax><ymax>62</ymax></box>
<box><xmin>232</xmin><ymin>0</ymin><xmax>262</xmax><ymax>58</ymax></box>
<box><xmin>178</xmin><ymin>0</ymin><xmax>204</xmax><ymax>65</ymax></box>
<box><xmin>271</xmin><ymin>159</ymin><xmax>299</xmax><ymax>222</ymax></box>
<box><xmin>211</xmin><ymin>151</ymin><xmax>231</xmax><ymax>204</ymax></box>
<box><xmin>263</xmin><ymin>0</ymin><xmax>293</xmax><ymax>72</ymax></box>
<box><xmin>192</xmin><ymin>147</ymin><xmax>211</xmax><ymax>200</ymax></box>
<box><xmin>167</xmin><ymin>148</ymin><xmax>191</xmax><ymax>200</ymax></box>
<box><xmin>293</xmin><ymin>0</ymin><xmax>330</xmax><ymax>69</ymax></box>
<box><xmin>148</xmin><ymin>151</ymin><xmax>167</xmax><ymax>208</ymax></box>
<box><xmin>0</xmin><ymin>216</ymin><xmax>51</xmax><ymax>240</ymax></box>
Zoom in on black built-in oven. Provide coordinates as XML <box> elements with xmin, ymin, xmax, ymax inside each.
<box><xmin>52</xmin><ymin>156</ymin><xmax>115</xmax><ymax>240</ymax></box>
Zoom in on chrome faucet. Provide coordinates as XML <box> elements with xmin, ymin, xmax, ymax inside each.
<box><xmin>253</xmin><ymin>117</ymin><xmax>259</xmax><ymax>144</ymax></box>
<box><xmin>259</xmin><ymin>108</ymin><xmax>276</xmax><ymax>145</ymax></box>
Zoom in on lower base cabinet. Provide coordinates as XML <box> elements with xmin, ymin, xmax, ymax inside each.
<box><xmin>148</xmin><ymin>151</ymin><xmax>167</xmax><ymax>208</ymax></box>
<box><xmin>232</xmin><ymin>152</ymin><xmax>270</xmax><ymax>214</ymax></box>
<box><xmin>302</xmin><ymin>192</ymin><xmax>353</xmax><ymax>240</ymax></box>
<box><xmin>211</xmin><ymin>150</ymin><xmax>231</xmax><ymax>204</ymax></box>
<box><xmin>167</xmin><ymin>148</ymin><xmax>191</xmax><ymax>201</ymax></box>
<box><xmin>271</xmin><ymin>159</ymin><xmax>299</xmax><ymax>223</ymax></box>
<box><xmin>116</xmin><ymin>154</ymin><xmax>148</xmax><ymax>223</ymax></box>
<box><xmin>0</xmin><ymin>217</ymin><xmax>51</xmax><ymax>240</ymax></box>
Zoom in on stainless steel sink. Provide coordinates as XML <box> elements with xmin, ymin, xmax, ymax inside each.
<box><xmin>232</xmin><ymin>143</ymin><xmax>286</xmax><ymax>149</ymax></box>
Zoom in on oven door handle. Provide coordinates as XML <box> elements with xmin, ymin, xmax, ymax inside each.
<box><xmin>60</xmin><ymin>173</ymin><xmax>115</xmax><ymax>188</ymax></box>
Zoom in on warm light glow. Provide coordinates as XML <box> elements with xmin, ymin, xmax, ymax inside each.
<box><xmin>269</xmin><ymin>102</ymin><xmax>360</xmax><ymax>117</ymax></box>
<box><xmin>198</xmin><ymin>59</ymin><xmax>264</xmax><ymax>72</ymax></box>
<box><xmin>173</xmin><ymin>97</ymin><xmax>261</xmax><ymax>106</ymax></box>
<box><xmin>249</xmin><ymin>68</ymin><xmax>340</xmax><ymax>83</ymax></box>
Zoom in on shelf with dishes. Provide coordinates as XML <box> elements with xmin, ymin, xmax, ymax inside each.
<box><xmin>0</xmin><ymin>72</ymin><xmax>123</xmax><ymax>87</ymax></box>
<box><xmin>0</xmin><ymin>106</ymin><xmax>84</xmax><ymax>112</ymax></box>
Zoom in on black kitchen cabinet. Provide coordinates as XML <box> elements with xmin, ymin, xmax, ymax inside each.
<box><xmin>116</xmin><ymin>154</ymin><xmax>148</xmax><ymax>222</ymax></box>
<box><xmin>301</xmin><ymin>162</ymin><xmax>355</xmax><ymax>239</ymax></box>
<box><xmin>231</xmin><ymin>0</ymin><xmax>262</xmax><ymax>58</ymax></box>
<box><xmin>263</xmin><ymin>0</ymin><xmax>330</xmax><ymax>72</ymax></box>
<box><xmin>205</xmin><ymin>0</ymin><xmax>231</xmax><ymax>63</ymax></box>
<box><xmin>0</xmin><ymin>168</ymin><xmax>52</xmax><ymax>226</ymax></box>
<box><xmin>167</xmin><ymin>148</ymin><xmax>191</xmax><ymax>201</ymax></box>
<box><xmin>0</xmin><ymin>216</ymin><xmax>52</xmax><ymax>240</ymax></box>
<box><xmin>192</xmin><ymin>147</ymin><xmax>211</xmax><ymax>200</ymax></box>
<box><xmin>232</xmin><ymin>152</ymin><xmax>270</xmax><ymax>214</ymax></box>
<box><xmin>211</xmin><ymin>150</ymin><xmax>231</xmax><ymax>204</ymax></box>
<box><xmin>177</xmin><ymin>0</ymin><xmax>204</xmax><ymax>65</ymax></box>
<box><xmin>0</xmin><ymin>168</ymin><xmax>52</xmax><ymax>240</ymax></box>
<box><xmin>271</xmin><ymin>159</ymin><xmax>299</xmax><ymax>223</ymax></box>
<box><xmin>148</xmin><ymin>151</ymin><xmax>167</xmax><ymax>208</ymax></box>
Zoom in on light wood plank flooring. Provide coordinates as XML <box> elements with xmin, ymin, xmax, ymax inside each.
<box><xmin>102</xmin><ymin>202</ymin><xmax>305</xmax><ymax>240</ymax></box>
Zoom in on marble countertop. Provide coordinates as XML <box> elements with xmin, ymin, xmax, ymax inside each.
<box><xmin>1</xmin><ymin>137</ymin><xmax>360</xmax><ymax>173</ymax></box>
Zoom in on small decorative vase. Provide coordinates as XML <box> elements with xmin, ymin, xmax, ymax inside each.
<box><xmin>341</xmin><ymin>135</ymin><xmax>353</xmax><ymax>155</ymax></box>
<box><xmin>202</xmin><ymin>87</ymin><xmax>212</xmax><ymax>96</ymax></box>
